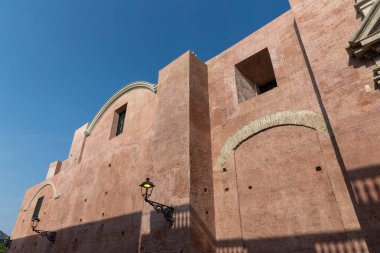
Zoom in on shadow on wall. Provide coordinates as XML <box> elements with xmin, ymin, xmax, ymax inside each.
<box><xmin>216</xmin><ymin>231</ymin><xmax>368</xmax><ymax>253</ymax></box>
<box><xmin>294</xmin><ymin>19</ymin><xmax>379</xmax><ymax>253</ymax></box>
<box><xmin>7</xmin><ymin>201</ymin><xmax>376</xmax><ymax>253</ymax></box>
<box><xmin>7</xmin><ymin>205</ymin><xmax>196</xmax><ymax>253</ymax></box>
<box><xmin>8</xmin><ymin>212</ymin><xmax>143</xmax><ymax>253</ymax></box>
<box><xmin>140</xmin><ymin>205</ymin><xmax>191</xmax><ymax>253</ymax></box>
<box><xmin>349</xmin><ymin>164</ymin><xmax>380</xmax><ymax>253</ymax></box>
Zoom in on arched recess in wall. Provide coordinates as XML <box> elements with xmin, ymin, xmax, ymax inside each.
<box><xmin>84</xmin><ymin>81</ymin><xmax>157</xmax><ymax>136</ymax></box>
<box><xmin>216</xmin><ymin>110</ymin><xmax>328</xmax><ymax>171</ymax></box>
<box><xmin>23</xmin><ymin>183</ymin><xmax>60</xmax><ymax>211</ymax></box>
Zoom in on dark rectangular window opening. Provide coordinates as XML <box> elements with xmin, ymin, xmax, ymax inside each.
<box><xmin>32</xmin><ymin>196</ymin><xmax>44</xmax><ymax>220</ymax></box>
<box><xmin>258</xmin><ymin>79</ymin><xmax>277</xmax><ymax>94</ymax></box>
<box><xmin>235</xmin><ymin>48</ymin><xmax>277</xmax><ymax>103</ymax></box>
<box><xmin>110</xmin><ymin>103</ymin><xmax>128</xmax><ymax>139</ymax></box>
<box><xmin>116</xmin><ymin>110</ymin><xmax>126</xmax><ymax>136</ymax></box>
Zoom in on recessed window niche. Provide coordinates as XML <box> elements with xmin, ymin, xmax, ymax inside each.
<box><xmin>110</xmin><ymin>103</ymin><xmax>127</xmax><ymax>139</ymax></box>
<box><xmin>235</xmin><ymin>48</ymin><xmax>277</xmax><ymax>103</ymax></box>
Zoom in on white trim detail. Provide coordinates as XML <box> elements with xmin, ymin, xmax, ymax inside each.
<box><xmin>84</xmin><ymin>81</ymin><xmax>157</xmax><ymax>136</ymax></box>
<box><xmin>23</xmin><ymin>183</ymin><xmax>60</xmax><ymax>211</ymax></box>
<box><xmin>215</xmin><ymin>110</ymin><xmax>328</xmax><ymax>171</ymax></box>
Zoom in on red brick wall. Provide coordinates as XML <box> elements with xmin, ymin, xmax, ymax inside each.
<box><xmin>207</xmin><ymin>7</ymin><xmax>367</xmax><ymax>253</ymax></box>
<box><xmin>9</xmin><ymin>87</ymin><xmax>159</xmax><ymax>253</ymax></box>
<box><xmin>235</xmin><ymin>126</ymin><xmax>345</xmax><ymax>252</ymax></box>
<box><xmin>9</xmin><ymin>1</ymin><xmax>380</xmax><ymax>252</ymax></box>
<box><xmin>290</xmin><ymin>0</ymin><xmax>380</xmax><ymax>251</ymax></box>
<box><xmin>189</xmin><ymin>53</ymin><xmax>214</xmax><ymax>252</ymax></box>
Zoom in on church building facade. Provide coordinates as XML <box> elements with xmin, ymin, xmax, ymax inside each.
<box><xmin>8</xmin><ymin>0</ymin><xmax>380</xmax><ymax>252</ymax></box>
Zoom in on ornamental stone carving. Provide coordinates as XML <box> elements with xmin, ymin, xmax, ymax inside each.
<box><xmin>348</xmin><ymin>0</ymin><xmax>380</xmax><ymax>86</ymax></box>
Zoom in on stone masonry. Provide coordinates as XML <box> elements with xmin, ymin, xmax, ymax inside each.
<box><xmin>8</xmin><ymin>0</ymin><xmax>380</xmax><ymax>252</ymax></box>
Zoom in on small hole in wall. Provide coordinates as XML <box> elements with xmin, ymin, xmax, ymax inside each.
<box><xmin>204</xmin><ymin>188</ymin><xmax>208</xmax><ymax>192</ymax></box>
<box><xmin>105</xmin><ymin>191</ymin><xmax>108</xmax><ymax>195</ymax></box>
<box><xmin>248</xmin><ymin>186</ymin><xmax>252</xmax><ymax>190</ymax></box>
<box><xmin>121</xmin><ymin>231</ymin><xmax>125</xmax><ymax>236</ymax></box>
<box><xmin>205</xmin><ymin>211</ymin><xmax>209</xmax><ymax>214</ymax></box>
<box><xmin>102</xmin><ymin>212</ymin><xmax>105</xmax><ymax>217</ymax></box>
<box><xmin>108</xmin><ymin>163</ymin><xmax>111</xmax><ymax>167</ymax></box>
<box><xmin>84</xmin><ymin>198</ymin><xmax>87</xmax><ymax>202</ymax></box>
<box><xmin>225</xmin><ymin>188</ymin><xmax>229</xmax><ymax>192</ymax></box>
<box><xmin>223</xmin><ymin>168</ymin><xmax>227</xmax><ymax>172</ymax></box>
<box><xmin>101</xmin><ymin>223</ymin><xmax>104</xmax><ymax>228</ymax></box>
<box><xmin>316</xmin><ymin>166</ymin><xmax>322</xmax><ymax>172</ymax></box>
<box><xmin>80</xmin><ymin>218</ymin><xmax>82</xmax><ymax>222</ymax></box>
<box><xmin>74</xmin><ymin>238</ymin><xmax>78</xmax><ymax>243</ymax></box>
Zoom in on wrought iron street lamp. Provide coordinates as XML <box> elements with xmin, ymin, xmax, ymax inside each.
<box><xmin>31</xmin><ymin>217</ymin><xmax>57</xmax><ymax>242</ymax></box>
<box><xmin>139</xmin><ymin>178</ymin><xmax>175</xmax><ymax>226</ymax></box>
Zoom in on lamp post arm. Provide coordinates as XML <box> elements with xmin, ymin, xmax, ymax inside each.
<box><xmin>31</xmin><ymin>219</ymin><xmax>57</xmax><ymax>243</ymax></box>
<box><xmin>139</xmin><ymin>178</ymin><xmax>173</xmax><ymax>226</ymax></box>
<box><xmin>144</xmin><ymin>198</ymin><xmax>175</xmax><ymax>226</ymax></box>
<box><xmin>32</xmin><ymin>228</ymin><xmax>57</xmax><ymax>242</ymax></box>
<box><xmin>145</xmin><ymin>198</ymin><xmax>173</xmax><ymax>210</ymax></box>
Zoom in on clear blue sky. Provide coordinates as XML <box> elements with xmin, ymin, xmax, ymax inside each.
<box><xmin>0</xmin><ymin>0</ymin><xmax>290</xmax><ymax>235</ymax></box>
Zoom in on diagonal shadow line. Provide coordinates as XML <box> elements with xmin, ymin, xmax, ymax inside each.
<box><xmin>293</xmin><ymin>21</ymin><xmax>360</xmax><ymax>218</ymax></box>
<box><xmin>8</xmin><ymin>204</ymin><xmax>372</xmax><ymax>253</ymax></box>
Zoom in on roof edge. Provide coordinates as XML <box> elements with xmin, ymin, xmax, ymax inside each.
<box><xmin>84</xmin><ymin>81</ymin><xmax>157</xmax><ymax>136</ymax></box>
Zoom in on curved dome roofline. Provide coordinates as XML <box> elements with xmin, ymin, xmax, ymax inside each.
<box><xmin>85</xmin><ymin>81</ymin><xmax>157</xmax><ymax>136</ymax></box>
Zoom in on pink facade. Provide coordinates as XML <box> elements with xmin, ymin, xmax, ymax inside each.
<box><xmin>8</xmin><ymin>0</ymin><xmax>380</xmax><ymax>252</ymax></box>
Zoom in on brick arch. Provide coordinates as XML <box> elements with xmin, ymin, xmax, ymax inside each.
<box><xmin>23</xmin><ymin>183</ymin><xmax>60</xmax><ymax>211</ymax></box>
<box><xmin>216</xmin><ymin>110</ymin><xmax>328</xmax><ymax>171</ymax></box>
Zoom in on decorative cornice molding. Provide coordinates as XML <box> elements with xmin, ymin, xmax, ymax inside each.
<box><xmin>354</xmin><ymin>0</ymin><xmax>376</xmax><ymax>16</ymax></box>
<box><xmin>347</xmin><ymin>0</ymin><xmax>380</xmax><ymax>59</ymax></box>
<box><xmin>215</xmin><ymin>110</ymin><xmax>328</xmax><ymax>171</ymax></box>
<box><xmin>23</xmin><ymin>183</ymin><xmax>60</xmax><ymax>211</ymax></box>
<box><xmin>348</xmin><ymin>0</ymin><xmax>380</xmax><ymax>86</ymax></box>
<box><xmin>84</xmin><ymin>81</ymin><xmax>157</xmax><ymax>136</ymax></box>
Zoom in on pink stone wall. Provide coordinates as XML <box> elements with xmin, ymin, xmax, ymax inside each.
<box><xmin>235</xmin><ymin>126</ymin><xmax>345</xmax><ymax>252</ymax></box>
<box><xmin>207</xmin><ymin>6</ymin><xmax>371</xmax><ymax>253</ymax></box>
<box><xmin>9</xmin><ymin>87</ymin><xmax>158</xmax><ymax>253</ymax></box>
<box><xmin>290</xmin><ymin>0</ymin><xmax>380</xmax><ymax>251</ymax></box>
<box><xmin>8</xmin><ymin>1</ymin><xmax>380</xmax><ymax>252</ymax></box>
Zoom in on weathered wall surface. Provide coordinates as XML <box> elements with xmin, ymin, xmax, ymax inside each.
<box><xmin>207</xmin><ymin>8</ymin><xmax>366</xmax><ymax>253</ymax></box>
<box><xmin>235</xmin><ymin>126</ymin><xmax>345</xmax><ymax>252</ymax></box>
<box><xmin>9</xmin><ymin>87</ymin><xmax>159</xmax><ymax>253</ymax></box>
<box><xmin>8</xmin><ymin>1</ymin><xmax>380</xmax><ymax>252</ymax></box>
<box><xmin>9</xmin><ymin>52</ymin><xmax>215</xmax><ymax>253</ymax></box>
<box><xmin>188</xmin><ymin>53</ymin><xmax>215</xmax><ymax>253</ymax></box>
<box><xmin>290</xmin><ymin>0</ymin><xmax>380</xmax><ymax>251</ymax></box>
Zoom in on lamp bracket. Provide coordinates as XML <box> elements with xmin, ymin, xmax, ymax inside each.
<box><xmin>32</xmin><ymin>228</ymin><xmax>57</xmax><ymax>242</ymax></box>
<box><xmin>145</xmin><ymin>198</ymin><xmax>175</xmax><ymax>226</ymax></box>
